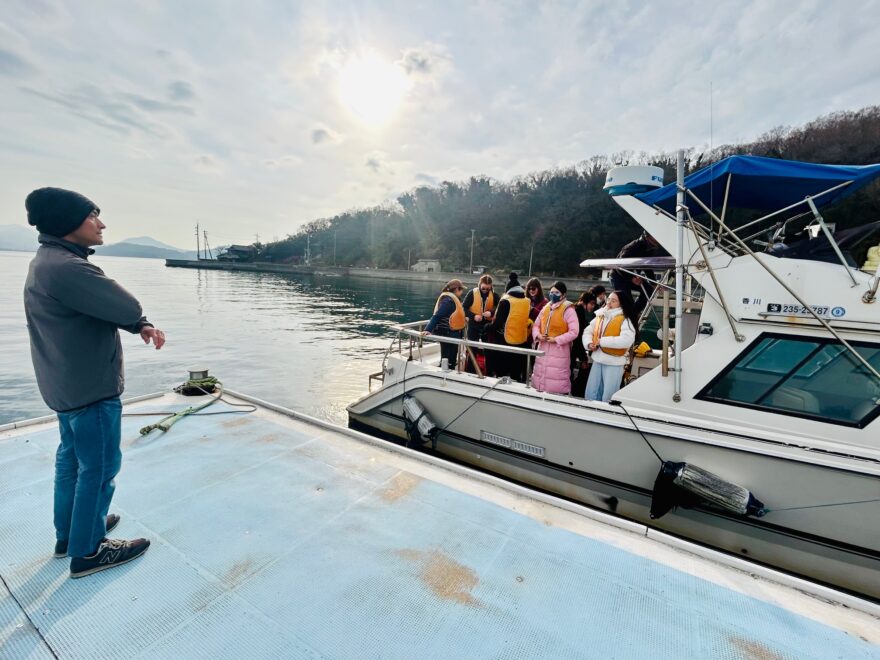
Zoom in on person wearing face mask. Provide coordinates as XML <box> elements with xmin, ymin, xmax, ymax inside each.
<box><xmin>583</xmin><ymin>290</ymin><xmax>638</xmax><ymax>402</ymax></box>
<box><xmin>530</xmin><ymin>281</ymin><xmax>579</xmax><ymax>394</ymax></box>
<box><xmin>588</xmin><ymin>285</ymin><xmax>607</xmax><ymax>309</ymax></box>
<box><xmin>424</xmin><ymin>279</ymin><xmax>466</xmax><ymax>370</ymax></box>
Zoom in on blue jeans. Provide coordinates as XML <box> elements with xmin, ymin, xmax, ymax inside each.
<box><xmin>585</xmin><ymin>363</ymin><xmax>625</xmax><ymax>402</ymax></box>
<box><xmin>55</xmin><ymin>397</ymin><xmax>122</xmax><ymax>558</ymax></box>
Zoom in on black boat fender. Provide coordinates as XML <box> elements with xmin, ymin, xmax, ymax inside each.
<box><xmin>650</xmin><ymin>461</ymin><xmax>767</xmax><ymax>520</ymax></box>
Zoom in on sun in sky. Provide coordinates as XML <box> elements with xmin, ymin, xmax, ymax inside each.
<box><xmin>338</xmin><ymin>51</ymin><xmax>411</xmax><ymax>127</ymax></box>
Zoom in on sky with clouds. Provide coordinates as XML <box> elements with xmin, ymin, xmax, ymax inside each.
<box><xmin>1</xmin><ymin>0</ymin><xmax>878</xmax><ymax>248</ymax></box>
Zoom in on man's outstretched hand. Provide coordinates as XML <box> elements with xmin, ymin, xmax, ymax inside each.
<box><xmin>140</xmin><ymin>326</ymin><xmax>166</xmax><ymax>349</ymax></box>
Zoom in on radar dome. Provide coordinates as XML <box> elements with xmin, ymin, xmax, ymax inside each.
<box><xmin>604</xmin><ymin>166</ymin><xmax>664</xmax><ymax>196</ymax></box>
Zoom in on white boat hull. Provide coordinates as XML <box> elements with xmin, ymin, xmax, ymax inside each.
<box><xmin>349</xmin><ymin>356</ymin><xmax>880</xmax><ymax>600</ymax></box>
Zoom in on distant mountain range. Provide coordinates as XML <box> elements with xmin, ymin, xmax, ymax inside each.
<box><xmin>0</xmin><ymin>224</ymin><xmax>37</xmax><ymax>252</ymax></box>
<box><xmin>95</xmin><ymin>237</ymin><xmax>200</xmax><ymax>260</ymax></box>
<box><xmin>0</xmin><ymin>225</ymin><xmax>203</xmax><ymax>259</ymax></box>
<box><xmin>118</xmin><ymin>236</ymin><xmax>186</xmax><ymax>250</ymax></box>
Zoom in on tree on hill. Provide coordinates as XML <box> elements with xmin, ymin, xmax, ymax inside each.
<box><xmin>261</xmin><ymin>105</ymin><xmax>880</xmax><ymax>275</ymax></box>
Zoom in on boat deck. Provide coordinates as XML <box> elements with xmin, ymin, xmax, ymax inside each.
<box><xmin>1</xmin><ymin>392</ymin><xmax>878</xmax><ymax>659</ymax></box>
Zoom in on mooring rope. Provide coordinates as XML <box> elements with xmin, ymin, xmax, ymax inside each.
<box><xmin>763</xmin><ymin>498</ymin><xmax>880</xmax><ymax>513</ymax></box>
<box><xmin>123</xmin><ymin>376</ymin><xmax>256</xmax><ymax>435</ymax></box>
<box><xmin>609</xmin><ymin>400</ymin><xmax>665</xmax><ymax>464</ymax></box>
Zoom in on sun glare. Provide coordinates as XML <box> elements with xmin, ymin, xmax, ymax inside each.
<box><xmin>338</xmin><ymin>52</ymin><xmax>410</xmax><ymax>127</ymax></box>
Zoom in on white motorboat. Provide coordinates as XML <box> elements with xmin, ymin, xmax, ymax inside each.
<box><xmin>348</xmin><ymin>153</ymin><xmax>880</xmax><ymax>599</ymax></box>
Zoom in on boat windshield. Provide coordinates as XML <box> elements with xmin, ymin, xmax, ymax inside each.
<box><xmin>697</xmin><ymin>333</ymin><xmax>880</xmax><ymax>428</ymax></box>
<box><xmin>766</xmin><ymin>220</ymin><xmax>880</xmax><ymax>266</ymax></box>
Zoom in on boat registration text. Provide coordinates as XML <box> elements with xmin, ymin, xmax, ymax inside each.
<box><xmin>765</xmin><ymin>303</ymin><xmax>836</xmax><ymax>318</ymax></box>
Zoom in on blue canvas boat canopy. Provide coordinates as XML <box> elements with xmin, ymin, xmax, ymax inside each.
<box><xmin>635</xmin><ymin>155</ymin><xmax>880</xmax><ymax>215</ymax></box>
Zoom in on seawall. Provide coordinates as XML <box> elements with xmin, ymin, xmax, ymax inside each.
<box><xmin>164</xmin><ymin>259</ymin><xmax>603</xmax><ymax>291</ymax></box>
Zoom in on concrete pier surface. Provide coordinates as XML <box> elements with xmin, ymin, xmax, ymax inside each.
<box><xmin>2</xmin><ymin>391</ymin><xmax>877</xmax><ymax>659</ymax></box>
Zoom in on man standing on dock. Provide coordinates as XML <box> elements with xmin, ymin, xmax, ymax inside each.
<box><xmin>23</xmin><ymin>187</ymin><xmax>165</xmax><ymax>578</ymax></box>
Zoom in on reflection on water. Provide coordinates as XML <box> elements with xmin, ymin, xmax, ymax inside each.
<box><xmin>0</xmin><ymin>252</ymin><xmax>441</xmax><ymax>425</ymax></box>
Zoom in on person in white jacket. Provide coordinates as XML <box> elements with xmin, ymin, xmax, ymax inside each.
<box><xmin>583</xmin><ymin>291</ymin><xmax>638</xmax><ymax>402</ymax></box>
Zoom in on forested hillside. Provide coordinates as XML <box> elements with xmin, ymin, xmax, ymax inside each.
<box><xmin>260</xmin><ymin>106</ymin><xmax>880</xmax><ymax>276</ymax></box>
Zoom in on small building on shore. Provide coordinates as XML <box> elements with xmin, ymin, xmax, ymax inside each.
<box><xmin>218</xmin><ymin>245</ymin><xmax>258</xmax><ymax>262</ymax></box>
<box><xmin>411</xmin><ymin>258</ymin><xmax>441</xmax><ymax>273</ymax></box>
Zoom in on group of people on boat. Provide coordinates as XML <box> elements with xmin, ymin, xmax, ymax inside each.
<box><xmin>424</xmin><ymin>271</ymin><xmax>641</xmax><ymax>402</ymax></box>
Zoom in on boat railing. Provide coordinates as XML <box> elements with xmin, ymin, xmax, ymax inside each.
<box><xmin>678</xmin><ymin>181</ymin><xmax>880</xmax><ymax>381</ymax></box>
<box><xmin>374</xmin><ymin>320</ymin><xmax>544</xmax><ymax>386</ymax></box>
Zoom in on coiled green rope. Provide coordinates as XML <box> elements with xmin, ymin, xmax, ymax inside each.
<box><xmin>136</xmin><ymin>375</ymin><xmax>255</xmax><ymax>436</ymax></box>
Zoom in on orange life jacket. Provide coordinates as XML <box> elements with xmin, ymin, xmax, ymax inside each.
<box><xmin>502</xmin><ymin>295</ymin><xmax>531</xmax><ymax>344</ymax></box>
<box><xmin>541</xmin><ymin>301</ymin><xmax>573</xmax><ymax>339</ymax></box>
<box><xmin>592</xmin><ymin>313</ymin><xmax>628</xmax><ymax>356</ymax></box>
<box><xmin>434</xmin><ymin>292</ymin><xmax>466</xmax><ymax>331</ymax></box>
<box><xmin>468</xmin><ymin>287</ymin><xmax>496</xmax><ymax>316</ymax></box>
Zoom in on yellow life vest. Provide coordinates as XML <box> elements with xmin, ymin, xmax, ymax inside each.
<box><xmin>468</xmin><ymin>287</ymin><xmax>496</xmax><ymax>316</ymax></box>
<box><xmin>541</xmin><ymin>301</ymin><xmax>572</xmax><ymax>339</ymax></box>
<box><xmin>502</xmin><ymin>295</ymin><xmax>531</xmax><ymax>344</ymax></box>
<box><xmin>592</xmin><ymin>313</ymin><xmax>628</xmax><ymax>356</ymax></box>
<box><xmin>434</xmin><ymin>292</ymin><xmax>466</xmax><ymax>331</ymax></box>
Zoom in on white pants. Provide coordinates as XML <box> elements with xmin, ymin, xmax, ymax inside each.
<box><xmin>585</xmin><ymin>363</ymin><xmax>624</xmax><ymax>402</ymax></box>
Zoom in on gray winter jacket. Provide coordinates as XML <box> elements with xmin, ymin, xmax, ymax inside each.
<box><xmin>23</xmin><ymin>234</ymin><xmax>151</xmax><ymax>412</ymax></box>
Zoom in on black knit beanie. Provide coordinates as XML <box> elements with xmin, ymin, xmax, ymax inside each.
<box><xmin>26</xmin><ymin>187</ymin><xmax>99</xmax><ymax>238</ymax></box>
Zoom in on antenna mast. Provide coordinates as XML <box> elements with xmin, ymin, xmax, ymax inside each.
<box><xmin>709</xmin><ymin>81</ymin><xmax>717</xmax><ymax>247</ymax></box>
<box><xmin>674</xmin><ymin>150</ymin><xmax>685</xmax><ymax>402</ymax></box>
<box><xmin>203</xmin><ymin>230</ymin><xmax>214</xmax><ymax>260</ymax></box>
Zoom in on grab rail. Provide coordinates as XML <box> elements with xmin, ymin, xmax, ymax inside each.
<box><xmin>389</xmin><ymin>321</ymin><xmax>544</xmax><ymax>383</ymax></box>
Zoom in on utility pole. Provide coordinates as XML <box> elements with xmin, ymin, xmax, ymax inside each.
<box><xmin>195</xmin><ymin>223</ymin><xmax>201</xmax><ymax>260</ymax></box>
<box><xmin>528</xmin><ymin>243</ymin><xmax>534</xmax><ymax>277</ymax></box>
<box><xmin>407</xmin><ymin>249</ymin><xmax>411</xmax><ymax>271</ymax></box>
<box><xmin>333</xmin><ymin>231</ymin><xmax>337</xmax><ymax>267</ymax></box>
<box><xmin>254</xmin><ymin>233</ymin><xmax>260</xmax><ymax>245</ymax></box>
<box><xmin>305</xmin><ymin>234</ymin><xmax>311</xmax><ymax>265</ymax></box>
<box><xmin>469</xmin><ymin>229</ymin><xmax>475</xmax><ymax>274</ymax></box>
<box><xmin>203</xmin><ymin>230</ymin><xmax>213</xmax><ymax>260</ymax></box>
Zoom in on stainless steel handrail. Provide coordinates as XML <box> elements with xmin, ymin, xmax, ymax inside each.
<box><xmin>393</xmin><ymin>320</ymin><xmax>430</xmax><ymax>330</ymax></box>
<box><xmin>389</xmin><ymin>321</ymin><xmax>545</xmax><ymax>384</ymax></box>
<box><xmin>391</xmin><ymin>324</ymin><xmax>544</xmax><ymax>357</ymax></box>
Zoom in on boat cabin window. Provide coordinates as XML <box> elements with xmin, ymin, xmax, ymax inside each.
<box><xmin>697</xmin><ymin>334</ymin><xmax>880</xmax><ymax>428</ymax></box>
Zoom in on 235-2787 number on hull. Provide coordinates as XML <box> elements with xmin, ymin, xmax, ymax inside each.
<box><xmin>766</xmin><ymin>303</ymin><xmax>829</xmax><ymax>317</ymax></box>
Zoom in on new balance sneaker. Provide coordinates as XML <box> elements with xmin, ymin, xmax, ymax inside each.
<box><xmin>54</xmin><ymin>514</ymin><xmax>121</xmax><ymax>558</ymax></box>
<box><xmin>69</xmin><ymin>537</ymin><xmax>150</xmax><ymax>578</ymax></box>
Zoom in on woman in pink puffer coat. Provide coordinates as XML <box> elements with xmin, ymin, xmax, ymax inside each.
<box><xmin>531</xmin><ymin>281</ymin><xmax>579</xmax><ymax>394</ymax></box>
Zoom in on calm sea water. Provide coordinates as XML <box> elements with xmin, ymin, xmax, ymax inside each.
<box><xmin>0</xmin><ymin>251</ymin><xmax>441</xmax><ymax>425</ymax></box>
